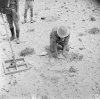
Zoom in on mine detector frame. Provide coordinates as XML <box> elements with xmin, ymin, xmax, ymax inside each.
<box><xmin>0</xmin><ymin>2</ymin><xmax>31</xmax><ymax>75</ymax></box>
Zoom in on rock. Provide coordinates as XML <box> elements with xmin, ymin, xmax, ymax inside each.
<box><xmin>41</xmin><ymin>17</ymin><xmax>46</xmax><ymax>20</ymax></box>
<box><xmin>78</xmin><ymin>33</ymin><xmax>86</xmax><ymax>36</ymax></box>
<box><xmin>88</xmin><ymin>27</ymin><xmax>100</xmax><ymax>34</ymax></box>
<box><xmin>42</xmin><ymin>95</ymin><xmax>48</xmax><ymax>99</ymax></box>
<box><xmin>3</xmin><ymin>48</ymin><xmax>6</xmax><ymax>51</ymax></box>
<box><xmin>27</xmin><ymin>29</ymin><xmax>35</xmax><ymax>32</ymax></box>
<box><xmin>69</xmin><ymin>66</ymin><xmax>77</xmax><ymax>73</ymax></box>
<box><xmin>78</xmin><ymin>38</ymin><xmax>82</xmax><ymax>42</ymax></box>
<box><xmin>38</xmin><ymin>51</ymin><xmax>48</xmax><ymax>56</ymax></box>
<box><xmin>82</xmin><ymin>19</ymin><xmax>85</xmax><ymax>22</ymax></box>
<box><xmin>79</xmin><ymin>47</ymin><xmax>84</xmax><ymax>50</ymax></box>
<box><xmin>90</xmin><ymin>16</ymin><xmax>96</xmax><ymax>21</ymax></box>
<box><xmin>45</xmin><ymin>7</ymin><xmax>50</xmax><ymax>10</ymax></box>
<box><xmin>67</xmin><ymin>52</ymin><xmax>83</xmax><ymax>62</ymax></box>
<box><xmin>55</xmin><ymin>0</ymin><xmax>58</xmax><ymax>2</ymax></box>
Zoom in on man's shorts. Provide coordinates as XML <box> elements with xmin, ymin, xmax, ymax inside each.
<box><xmin>25</xmin><ymin>1</ymin><xmax>34</xmax><ymax>10</ymax></box>
<box><xmin>6</xmin><ymin>9</ymin><xmax>19</xmax><ymax>27</ymax></box>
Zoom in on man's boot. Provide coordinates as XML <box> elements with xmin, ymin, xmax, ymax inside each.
<box><xmin>10</xmin><ymin>27</ymin><xmax>15</xmax><ymax>41</ymax></box>
<box><xmin>30</xmin><ymin>17</ymin><xmax>34</xmax><ymax>23</ymax></box>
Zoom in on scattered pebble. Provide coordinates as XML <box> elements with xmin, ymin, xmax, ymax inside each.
<box><xmin>90</xmin><ymin>16</ymin><xmax>96</xmax><ymax>21</ymax></box>
<box><xmin>82</xmin><ymin>19</ymin><xmax>85</xmax><ymax>22</ymax></box>
<box><xmin>78</xmin><ymin>33</ymin><xmax>86</xmax><ymax>36</ymax></box>
<box><xmin>41</xmin><ymin>17</ymin><xmax>46</xmax><ymax>20</ymax></box>
<box><xmin>69</xmin><ymin>66</ymin><xmax>77</xmax><ymax>73</ymax></box>
<box><xmin>3</xmin><ymin>48</ymin><xmax>6</xmax><ymax>51</ymax></box>
<box><xmin>68</xmin><ymin>66</ymin><xmax>78</xmax><ymax>77</ymax></box>
<box><xmin>78</xmin><ymin>38</ymin><xmax>82</xmax><ymax>42</ymax></box>
<box><xmin>42</xmin><ymin>95</ymin><xmax>48</xmax><ymax>99</ymax></box>
<box><xmin>88</xmin><ymin>27</ymin><xmax>100</xmax><ymax>34</ymax></box>
<box><xmin>69</xmin><ymin>52</ymin><xmax>83</xmax><ymax>62</ymax></box>
<box><xmin>27</xmin><ymin>29</ymin><xmax>35</xmax><ymax>32</ymax></box>
<box><xmin>79</xmin><ymin>47</ymin><xmax>84</xmax><ymax>50</ymax></box>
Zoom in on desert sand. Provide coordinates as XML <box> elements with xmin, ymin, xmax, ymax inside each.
<box><xmin>0</xmin><ymin>0</ymin><xmax>100</xmax><ymax>99</ymax></box>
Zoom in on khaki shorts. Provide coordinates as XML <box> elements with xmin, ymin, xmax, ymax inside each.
<box><xmin>25</xmin><ymin>1</ymin><xmax>34</xmax><ymax>10</ymax></box>
<box><xmin>6</xmin><ymin>9</ymin><xmax>19</xmax><ymax>28</ymax></box>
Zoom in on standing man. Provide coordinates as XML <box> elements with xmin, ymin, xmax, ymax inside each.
<box><xmin>50</xmin><ymin>25</ymin><xmax>70</xmax><ymax>58</ymax></box>
<box><xmin>24</xmin><ymin>0</ymin><xmax>34</xmax><ymax>23</ymax></box>
<box><xmin>6</xmin><ymin>0</ymin><xmax>20</xmax><ymax>44</ymax></box>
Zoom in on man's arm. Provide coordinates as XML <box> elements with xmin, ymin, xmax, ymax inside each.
<box><xmin>62</xmin><ymin>34</ymin><xmax>70</xmax><ymax>58</ymax></box>
<box><xmin>63</xmin><ymin>34</ymin><xmax>70</xmax><ymax>51</ymax></box>
<box><xmin>50</xmin><ymin>31</ymin><xmax>58</xmax><ymax>58</ymax></box>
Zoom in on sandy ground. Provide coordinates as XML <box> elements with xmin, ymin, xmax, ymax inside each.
<box><xmin>0</xmin><ymin>0</ymin><xmax>100</xmax><ymax>99</ymax></box>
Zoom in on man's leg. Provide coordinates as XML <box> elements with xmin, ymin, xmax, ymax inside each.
<box><xmin>63</xmin><ymin>35</ymin><xmax>70</xmax><ymax>51</ymax></box>
<box><xmin>23</xmin><ymin>1</ymin><xmax>29</xmax><ymax>23</ymax></box>
<box><xmin>30</xmin><ymin>8</ymin><xmax>33</xmax><ymax>23</ymax></box>
<box><xmin>6</xmin><ymin>14</ymin><xmax>15</xmax><ymax>41</ymax></box>
<box><xmin>24</xmin><ymin>9</ymin><xmax>28</xmax><ymax>23</ymax></box>
<box><xmin>29</xmin><ymin>1</ymin><xmax>34</xmax><ymax>23</ymax></box>
<box><xmin>50</xmin><ymin>37</ymin><xmax>58</xmax><ymax>58</ymax></box>
<box><xmin>10</xmin><ymin>27</ymin><xmax>15</xmax><ymax>40</ymax></box>
<box><xmin>13</xmin><ymin>13</ymin><xmax>20</xmax><ymax>44</ymax></box>
<box><xmin>60</xmin><ymin>40</ymin><xmax>70</xmax><ymax>58</ymax></box>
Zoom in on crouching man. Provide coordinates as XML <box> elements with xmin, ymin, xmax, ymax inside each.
<box><xmin>6</xmin><ymin>0</ymin><xmax>20</xmax><ymax>44</ymax></box>
<box><xmin>50</xmin><ymin>25</ymin><xmax>70</xmax><ymax>58</ymax></box>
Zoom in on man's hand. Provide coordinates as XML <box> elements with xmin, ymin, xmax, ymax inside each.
<box><xmin>66</xmin><ymin>45</ymin><xmax>70</xmax><ymax>51</ymax></box>
<box><xmin>62</xmin><ymin>46</ymin><xmax>69</xmax><ymax>58</ymax></box>
<box><xmin>62</xmin><ymin>49</ymin><xmax>66</xmax><ymax>58</ymax></box>
<box><xmin>52</xmin><ymin>52</ymin><xmax>58</xmax><ymax>58</ymax></box>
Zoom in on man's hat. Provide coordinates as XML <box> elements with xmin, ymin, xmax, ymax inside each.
<box><xmin>57</xmin><ymin>26</ymin><xmax>70</xmax><ymax>38</ymax></box>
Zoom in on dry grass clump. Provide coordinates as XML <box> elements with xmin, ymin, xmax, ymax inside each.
<box><xmin>20</xmin><ymin>47</ymin><xmax>35</xmax><ymax>56</ymax></box>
